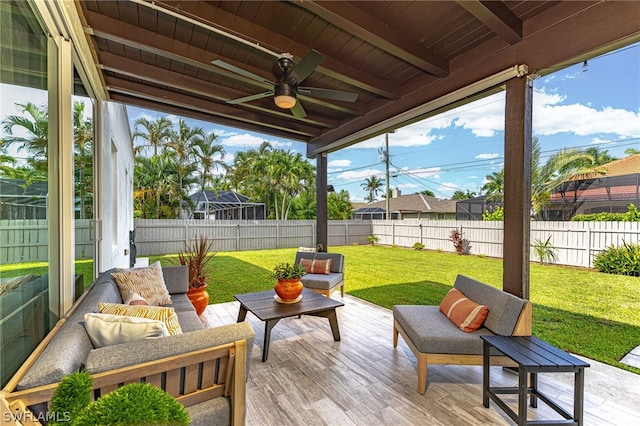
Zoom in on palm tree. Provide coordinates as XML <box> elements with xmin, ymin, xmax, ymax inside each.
<box><xmin>132</xmin><ymin>116</ymin><xmax>172</xmax><ymax>157</ymax></box>
<box><xmin>361</xmin><ymin>175</ymin><xmax>384</xmax><ymax>203</ymax></box>
<box><xmin>482</xmin><ymin>170</ymin><xmax>504</xmax><ymax>202</ymax></box>
<box><xmin>194</xmin><ymin>132</ymin><xmax>226</xmax><ymax>193</ymax></box>
<box><xmin>625</xmin><ymin>148</ymin><xmax>640</xmax><ymax>156</ymax></box>
<box><xmin>1</xmin><ymin>102</ymin><xmax>49</xmax><ymax>173</ymax></box>
<box><xmin>73</xmin><ymin>102</ymin><xmax>94</xmax><ymax>219</ymax></box>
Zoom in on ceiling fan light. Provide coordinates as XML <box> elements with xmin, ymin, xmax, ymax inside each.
<box><xmin>274</xmin><ymin>83</ymin><xmax>297</xmax><ymax>109</ymax></box>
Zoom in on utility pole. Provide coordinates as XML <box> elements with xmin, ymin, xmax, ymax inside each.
<box><xmin>385</xmin><ymin>132</ymin><xmax>390</xmax><ymax>220</ymax></box>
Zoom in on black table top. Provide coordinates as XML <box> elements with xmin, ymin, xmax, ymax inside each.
<box><xmin>481</xmin><ymin>335</ymin><xmax>590</xmax><ymax>369</ymax></box>
<box><xmin>234</xmin><ymin>288</ymin><xmax>344</xmax><ymax>322</ymax></box>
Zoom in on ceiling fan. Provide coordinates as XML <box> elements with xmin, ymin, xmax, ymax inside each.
<box><xmin>211</xmin><ymin>50</ymin><xmax>358</xmax><ymax>118</ymax></box>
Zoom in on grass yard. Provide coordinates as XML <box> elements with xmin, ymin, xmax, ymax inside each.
<box><xmin>153</xmin><ymin>245</ymin><xmax>640</xmax><ymax>374</ymax></box>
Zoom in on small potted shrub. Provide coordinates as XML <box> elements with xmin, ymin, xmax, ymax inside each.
<box><xmin>271</xmin><ymin>262</ymin><xmax>307</xmax><ymax>302</ymax></box>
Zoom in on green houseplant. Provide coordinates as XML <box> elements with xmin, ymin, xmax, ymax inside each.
<box><xmin>175</xmin><ymin>235</ymin><xmax>216</xmax><ymax>315</ymax></box>
<box><xmin>271</xmin><ymin>262</ymin><xmax>307</xmax><ymax>302</ymax></box>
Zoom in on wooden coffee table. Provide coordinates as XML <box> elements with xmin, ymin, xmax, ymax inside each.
<box><xmin>235</xmin><ymin>288</ymin><xmax>344</xmax><ymax>361</ymax></box>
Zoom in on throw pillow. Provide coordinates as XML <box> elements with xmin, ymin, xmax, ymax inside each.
<box><xmin>124</xmin><ymin>292</ymin><xmax>149</xmax><ymax>306</ymax></box>
<box><xmin>439</xmin><ymin>288</ymin><xmax>489</xmax><ymax>332</ymax></box>
<box><xmin>111</xmin><ymin>261</ymin><xmax>172</xmax><ymax>306</ymax></box>
<box><xmin>299</xmin><ymin>258</ymin><xmax>332</xmax><ymax>275</ymax></box>
<box><xmin>84</xmin><ymin>313</ymin><xmax>168</xmax><ymax>348</ymax></box>
<box><xmin>98</xmin><ymin>302</ymin><xmax>183</xmax><ymax>336</ymax></box>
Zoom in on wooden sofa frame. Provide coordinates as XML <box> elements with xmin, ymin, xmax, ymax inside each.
<box><xmin>1</xmin><ymin>282</ymin><xmax>248</xmax><ymax>426</ymax></box>
<box><xmin>393</xmin><ymin>301</ymin><xmax>532</xmax><ymax>394</ymax></box>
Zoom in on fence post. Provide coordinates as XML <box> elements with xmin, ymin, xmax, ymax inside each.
<box><xmin>276</xmin><ymin>222</ymin><xmax>280</xmax><ymax>248</ymax></box>
<box><xmin>236</xmin><ymin>224</ymin><xmax>240</xmax><ymax>251</ymax></box>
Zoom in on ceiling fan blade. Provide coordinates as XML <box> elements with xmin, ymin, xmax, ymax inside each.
<box><xmin>227</xmin><ymin>91</ymin><xmax>274</xmax><ymax>104</ymax></box>
<box><xmin>298</xmin><ymin>86</ymin><xmax>358</xmax><ymax>102</ymax></box>
<box><xmin>290</xmin><ymin>100</ymin><xmax>307</xmax><ymax>118</ymax></box>
<box><xmin>211</xmin><ymin>59</ymin><xmax>274</xmax><ymax>85</ymax></box>
<box><xmin>289</xmin><ymin>49</ymin><xmax>325</xmax><ymax>84</ymax></box>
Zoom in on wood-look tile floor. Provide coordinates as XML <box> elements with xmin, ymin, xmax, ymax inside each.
<box><xmin>202</xmin><ymin>295</ymin><xmax>640</xmax><ymax>426</ymax></box>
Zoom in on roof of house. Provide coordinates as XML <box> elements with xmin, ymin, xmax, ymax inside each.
<box><xmin>190</xmin><ymin>190</ymin><xmax>250</xmax><ymax>205</ymax></box>
<box><xmin>356</xmin><ymin>193</ymin><xmax>456</xmax><ymax>213</ymax></box>
<box><xmin>570</xmin><ymin>154</ymin><xmax>640</xmax><ymax>181</ymax></box>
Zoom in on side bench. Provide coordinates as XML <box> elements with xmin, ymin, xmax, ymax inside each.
<box><xmin>393</xmin><ymin>275</ymin><xmax>532</xmax><ymax>394</ymax></box>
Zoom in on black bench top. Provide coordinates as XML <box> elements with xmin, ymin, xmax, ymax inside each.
<box><xmin>481</xmin><ymin>335</ymin><xmax>590</xmax><ymax>369</ymax></box>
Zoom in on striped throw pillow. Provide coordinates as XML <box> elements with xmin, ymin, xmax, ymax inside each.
<box><xmin>299</xmin><ymin>258</ymin><xmax>332</xmax><ymax>275</ymax></box>
<box><xmin>439</xmin><ymin>288</ymin><xmax>489</xmax><ymax>332</ymax></box>
<box><xmin>98</xmin><ymin>303</ymin><xmax>183</xmax><ymax>336</ymax></box>
<box><xmin>111</xmin><ymin>262</ymin><xmax>172</xmax><ymax>306</ymax></box>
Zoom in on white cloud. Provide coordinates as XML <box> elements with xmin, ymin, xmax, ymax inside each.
<box><xmin>347</xmin><ymin>115</ymin><xmax>454</xmax><ymax>149</ymax></box>
<box><xmin>222</xmin><ymin>133</ymin><xmax>292</xmax><ymax>148</ymax></box>
<box><xmin>436</xmin><ymin>182</ymin><xmax>460</xmax><ymax>196</ymax></box>
<box><xmin>468</xmin><ymin>175</ymin><xmax>478</xmax><ymax>179</ymax></box>
<box><xmin>399</xmin><ymin>166</ymin><xmax>442</xmax><ymax>179</ymax></box>
<box><xmin>336</xmin><ymin>168</ymin><xmax>383</xmax><ymax>181</ymax></box>
<box><xmin>328</xmin><ymin>159</ymin><xmax>352</xmax><ymax>167</ymax></box>
<box><xmin>533</xmin><ymin>89</ymin><xmax>640</xmax><ymax>138</ymax></box>
<box><xmin>589</xmin><ymin>137</ymin><xmax>615</xmax><ymax>145</ymax></box>
<box><xmin>397</xmin><ymin>183</ymin><xmax>419</xmax><ymax>189</ymax></box>
<box><xmin>475</xmin><ymin>153</ymin><xmax>500</xmax><ymax>159</ymax></box>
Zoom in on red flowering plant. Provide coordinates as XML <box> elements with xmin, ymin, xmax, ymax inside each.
<box><xmin>449</xmin><ymin>229</ymin><xmax>470</xmax><ymax>255</ymax></box>
<box><xmin>176</xmin><ymin>235</ymin><xmax>216</xmax><ymax>289</ymax></box>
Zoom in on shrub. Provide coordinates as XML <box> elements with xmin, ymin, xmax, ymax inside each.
<box><xmin>572</xmin><ymin>204</ymin><xmax>640</xmax><ymax>222</ymax></box>
<box><xmin>412</xmin><ymin>242</ymin><xmax>425</xmax><ymax>250</ymax></box>
<box><xmin>449</xmin><ymin>229</ymin><xmax>470</xmax><ymax>254</ymax></box>
<box><xmin>367</xmin><ymin>235</ymin><xmax>379</xmax><ymax>246</ymax></box>
<box><xmin>593</xmin><ymin>241</ymin><xmax>640</xmax><ymax>276</ymax></box>
<box><xmin>531</xmin><ymin>236</ymin><xmax>558</xmax><ymax>265</ymax></box>
<box><xmin>483</xmin><ymin>206</ymin><xmax>504</xmax><ymax>221</ymax></box>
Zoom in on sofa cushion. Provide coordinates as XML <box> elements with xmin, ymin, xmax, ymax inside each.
<box><xmin>111</xmin><ymin>262</ymin><xmax>172</xmax><ymax>306</ymax></box>
<box><xmin>454</xmin><ymin>275</ymin><xmax>525</xmax><ymax>336</ymax></box>
<box><xmin>186</xmin><ymin>396</ymin><xmax>231</xmax><ymax>426</ymax></box>
<box><xmin>439</xmin><ymin>288</ymin><xmax>489</xmax><ymax>332</ymax></box>
<box><xmin>299</xmin><ymin>258</ymin><xmax>332</xmax><ymax>274</ymax></box>
<box><xmin>16</xmin><ymin>280</ymin><xmax>121</xmax><ymax>390</ymax></box>
<box><xmin>85</xmin><ymin>322</ymin><xmax>255</xmax><ymax>378</ymax></box>
<box><xmin>166</xmin><ymin>293</ymin><xmax>197</xmax><ymax>313</ymax></box>
<box><xmin>301</xmin><ymin>273</ymin><xmax>343</xmax><ymax>291</ymax></box>
<box><xmin>161</xmin><ymin>266</ymin><xmax>189</xmax><ymax>295</ymax></box>
<box><xmin>176</xmin><ymin>310</ymin><xmax>205</xmax><ymax>333</ymax></box>
<box><xmin>99</xmin><ymin>303</ymin><xmax>183</xmax><ymax>336</ymax></box>
<box><xmin>393</xmin><ymin>305</ymin><xmax>494</xmax><ymax>354</ymax></box>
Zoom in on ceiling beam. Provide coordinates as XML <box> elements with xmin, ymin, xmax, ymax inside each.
<box><xmin>111</xmin><ymin>93</ymin><xmax>309</xmax><ymax>142</ymax></box>
<box><xmin>98</xmin><ymin>51</ymin><xmax>338</xmax><ymax>129</ymax></box>
<box><xmin>157</xmin><ymin>0</ymin><xmax>400</xmax><ymax>99</ymax></box>
<box><xmin>84</xmin><ymin>11</ymin><xmax>363</xmax><ymax>116</ymax></box>
<box><xmin>293</xmin><ymin>0</ymin><xmax>449</xmax><ymax>77</ymax></box>
<box><xmin>456</xmin><ymin>1</ymin><xmax>522</xmax><ymax>44</ymax></box>
<box><xmin>105</xmin><ymin>77</ymin><xmax>321</xmax><ymax>138</ymax></box>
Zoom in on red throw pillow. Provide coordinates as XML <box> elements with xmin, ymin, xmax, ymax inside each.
<box><xmin>439</xmin><ymin>288</ymin><xmax>489</xmax><ymax>332</ymax></box>
<box><xmin>299</xmin><ymin>258</ymin><xmax>332</xmax><ymax>275</ymax></box>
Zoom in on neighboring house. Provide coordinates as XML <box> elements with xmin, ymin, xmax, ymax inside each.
<box><xmin>0</xmin><ymin>178</ymin><xmax>48</xmax><ymax>220</ymax></box>
<box><xmin>353</xmin><ymin>192</ymin><xmax>456</xmax><ymax>220</ymax></box>
<box><xmin>186</xmin><ymin>190</ymin><xmax>265</xmax><ymax>220</ymax></box>
<box><xmin>455</xmin><ymin>195</ymin><xmax>503</xmax><ymax>221</ymax></box>
<box><xmin>544</xmin><ymin>155</ymin><xmax>640</xmax><ymax>220</ymax></box>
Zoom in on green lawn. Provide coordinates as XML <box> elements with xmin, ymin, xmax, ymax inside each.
<box><xmin>153</xmin><ymin>245</ymin><xmax>640</xmax><ymax>374</ymax></box>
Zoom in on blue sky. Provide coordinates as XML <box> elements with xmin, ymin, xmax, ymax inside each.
<box><xmin>129</xmin><ymin>43</ymin><xmax>640</xmax><ymax>202</ymax></box>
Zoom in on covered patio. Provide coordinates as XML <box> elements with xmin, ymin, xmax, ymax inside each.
<box><xmin>203</xmin><ymin>295</ymin><xmax>640</xmax><ymax>425</ymax></box>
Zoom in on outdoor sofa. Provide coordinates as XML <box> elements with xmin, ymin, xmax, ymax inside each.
<box><xmin>393</xmin><ymin>274</ymin><xmax>532</xmax><ymax>394</ymax></box>
<box><xmin>1</xmin><ymin>265</ymin><xmax>255</xmax><ymax>426</ymax></box>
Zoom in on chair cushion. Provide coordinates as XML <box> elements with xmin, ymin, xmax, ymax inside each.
<box><xmin>439</xmin><ymin>288</ymin><xmax>489</xmax><ymax>332</ymax></box>
<box><xmin>454</xmin><ymin>275</ymin><xmax>525</xmax><ymax>335</ymax></box>
<box><xmin>295</xmin><ymin>252</ymin><xmax>344</xmax><ymax>273</ymax></box>
<box><xmin>301</xmin><ymin>273</ymin><xmax>343</xmax><ymax>290</ymax></box>
<box><xmin>393</xmin><ymin>305</ymin><xmax>494</xmax><ymax>354</ymax></box>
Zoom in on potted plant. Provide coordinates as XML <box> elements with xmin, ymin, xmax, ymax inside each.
<box><xmin>176</xmin><ymin>235</ymin><xmax>216</xmax><ymax>315</ymax></box>
<box><xmin>271</xmin><ymin>262</ymin><xmax>306</xmax><ymax>302</ymax></box>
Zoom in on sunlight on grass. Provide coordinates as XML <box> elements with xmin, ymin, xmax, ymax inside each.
<box><xmin>154</xmin><ymin>245</ymin><xmax>640</xmax><ymax>374</ymax></box>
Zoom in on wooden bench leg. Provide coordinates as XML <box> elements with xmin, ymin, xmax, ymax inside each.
<box><xmin>418</xmin><ymin>354</ymin><xmax>428</xmax><ymax>394</ymax></box>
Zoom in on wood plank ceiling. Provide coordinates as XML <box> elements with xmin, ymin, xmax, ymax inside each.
<box><xmin>77</xmin><ymin>1</ymin><xmax>640</xmax><ymax>157</ymax></box>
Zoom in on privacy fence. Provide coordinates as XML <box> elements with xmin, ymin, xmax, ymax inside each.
<box><xmin>1</xmin><ymin>219</ymin><xmax>638</xmax><ymax>268</ymax></box>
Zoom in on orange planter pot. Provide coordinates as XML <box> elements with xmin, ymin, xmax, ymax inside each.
<box><xmin>274</xmin><ymin>278</ymin><xmax>303</xmax><ymax>301</ymax></box>
<box><xmin>188</xmin><ymin>284</ymin><xmax>210</xmax><ymax>316</ymax></box>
